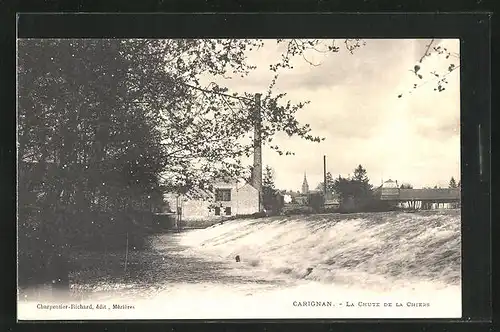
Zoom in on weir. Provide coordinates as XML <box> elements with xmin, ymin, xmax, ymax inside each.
<box><xmin>180</xmin><ymin>210</ymin><xmax>461</xmax><ymax>286</ymax></box>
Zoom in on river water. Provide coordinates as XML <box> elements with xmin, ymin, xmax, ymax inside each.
<box><xmin>18</xmin><ymin>210</ymin><xmax>461</xmax><ymax>320</ymax></box>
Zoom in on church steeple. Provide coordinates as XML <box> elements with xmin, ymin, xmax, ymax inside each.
<box><xmin>301</xmin><ymin>172</ymin><xmax>309</xmax><ymax>194</ymax></box>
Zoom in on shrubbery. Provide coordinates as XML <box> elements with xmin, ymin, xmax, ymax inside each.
<box><xmin>282</xmin><ymin>205</ymin><xmax>315</xmax><ymax>216</ymax></box>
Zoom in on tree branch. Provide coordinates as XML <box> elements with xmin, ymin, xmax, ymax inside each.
<box><xmin>419</xmin><ymin>39</ymin><xmax>435</xmax><ymax>63</ymax></box>
<box><xmin>181</xmin><ymin>82</ymin><xmax>254</xmax><ymax>103</ymax></box>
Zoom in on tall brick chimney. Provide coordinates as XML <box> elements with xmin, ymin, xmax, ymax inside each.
<box><xmin>252</xmin><ymin>93</ymin><xmax>263</xmax><ymax>211</ymax></box>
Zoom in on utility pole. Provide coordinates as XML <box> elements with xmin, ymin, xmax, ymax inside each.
<box><xmin>252</xmin><ymin>93</ymin><xmax>263</xmax><ymax>212</ymax></box>
<box><xmin>323</xmin><ymin>155</ymin><xmax>327</xmax><ymax>197</ymax></box>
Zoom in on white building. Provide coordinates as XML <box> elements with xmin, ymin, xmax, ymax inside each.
<box><xmin>378</xmin><ymin>179</ymin><xmax>400</xmax><ymax>200</ymax></box>
<box><xmin>164</xmin><ymin>180</ymin><xmax>260</xmax><ymax>222</ymax></box>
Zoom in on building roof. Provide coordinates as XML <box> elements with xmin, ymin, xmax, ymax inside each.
<box><xmin>381</xmin><ymin>179</ymin><xmax>399</xmax><ymax>189</ymax></box>
<box><xmin>166</xmin><ymin>178</ymin><xmax>257</xmax><ymax>200</ymax></box>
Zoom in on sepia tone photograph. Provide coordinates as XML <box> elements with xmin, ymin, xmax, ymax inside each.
<box><xmin>17</xmin><ymin>38</ymin><xmax>461</xmax><ymax>320</ymax></box>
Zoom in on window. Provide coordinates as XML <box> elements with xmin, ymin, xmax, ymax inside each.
<box><xmin>225</xmin><ymin>207</ymin><xmax>232</xmax><ymax>216</ymax></box>
<box><xmin>215</xmin><ymin>189</ymin><xmax>231</xmax><ymax>202</ymax></box>
<box><xmin>214</xmin><ymin>207</ymin><xmax>221</xmax><ymax>216</ymax></box>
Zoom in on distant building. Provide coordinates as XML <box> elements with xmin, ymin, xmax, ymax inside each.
<box><xmin>289</xmin><ymin>172</ymin><xmax>310</xmax><ymax>205</ymax></box>
<box><xmin>378</xmin><ymin>179</ymin><xmax>400</xmax><ymax>200</ymax></box>
<box><xmin>294</xmin><ymin>196</ymin><xmax>308</xmax><ymax>205</ymax></box>
<box><xmin>372</xmin><ymin>179</ymin><xmax>460</xmax><ymax>210</ymax></box>
<box><xmin>301</xmin><ymin>172</ymin><xmax>310</xmax><ymax>194</ymax></box>
<box><xmin>164</xmin><ymin>179</ymin><xmax>259</xmax><ymax>222</ymax></box>
<box><xmin>382</xmin><ymin>179</ymin><xmax>398</xmax><ymax>188</ymax></box>
<box><xmin>324</xmin><ymin>192</ymin><xmax>340</xmax><ymax>208</ymax></box>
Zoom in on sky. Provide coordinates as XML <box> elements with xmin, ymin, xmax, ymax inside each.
<box><xmin>203</xmin><ymin>39</ymin><xmax>461</xmax><ymax>191</ymax></box>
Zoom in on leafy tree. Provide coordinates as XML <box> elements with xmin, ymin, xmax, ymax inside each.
<box><xmin>351</xmin><ymin>165</ymin><xmax>373</xmax><ymax>206</ymax></box>
<box><xmin>353</xmin><ymin>165</ymin><xmax>369</xmax><ymax>183</ymax></box>
<box><xmin>332</xmin><ymin>175</ymin><xmax>355</xmax><ymax>200</ymax></box>
<box><xmin>262</xmin><ymin>165</ymin><xmax>282</xmax><ymax>214</ymax></box>
<box><xmin>263</xmin><ymin>165</ymin><xmax>276</xmax><ymax>189</ymax></box>
<box><xmin>18</xmin><ymin>39</ymin><xmax>170</xmax><ymax>286</ymax></box>
<box><xmin>400</xmin><ymin>183</ymin><xmax>414</xmax><ymax>189</ymax></box>
<box><xmin>18</xmin><ymin>39</ymin><xmax>166</xmax><ymax>229</ymax></box>
<box><xmin>449</xmin><ymin>177</ymin><xmax>457</xmax><ymax>188</ymax></box>
<box><xmin>332</xmin><ymin>165</ymin><xmax>373</xmax><ymax>210</ymax></box>
<box><xmin>244</xmin><ymin>165</ymin><xmax>255</xmax><ymax>184</ymax></box>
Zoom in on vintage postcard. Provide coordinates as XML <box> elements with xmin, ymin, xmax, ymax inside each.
<box><xmin>17</xmin><ymin>38</ymin><xmax>461</xmax><ymax>320</ymax></box>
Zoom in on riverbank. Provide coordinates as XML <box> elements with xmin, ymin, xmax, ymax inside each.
<box><xmin>18</xmin><ymin>232</ymin><xmax>279</xmax><ymax>303</ymax></box>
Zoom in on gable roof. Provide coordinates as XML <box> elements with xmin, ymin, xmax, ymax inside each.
<box><xmin>166</xmin><ymin>177</ymin><xmax>258</xmax><ymax>200</ymax></box>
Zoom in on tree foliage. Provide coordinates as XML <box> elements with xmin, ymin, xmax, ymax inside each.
<box><xmin>18</xmin><ymin>39</ymin><xmax>166</xmax><ymax>285</ymax></box>
<box><xmin>149</xmin><ymin>38</ymin><xmax>365</xmax><ymax>187</ymax></box>
<box><xmin>263</xmin><ymin>165</ymin><xmax>276</xmax><ymax>189</ymax></box>
<box><xmin>449</xmin><ymin>177</ymin><xmax>457</xmax><ymax>188</ymax></box>
<box><xmin>353</xmin><ymin>164</ymin><xmax>370</xmax><ymax>183</ymax></box>
<box><xmin>262</xmin><ymin>165</ymin><xmax>282</xmax><ymax>214</ymax></box>
<box><xmin>332</xmin><ymin>165</ymin><xmax>373</xmax><ymax>208</ymax></box>
<box><xmin>316</xmin><ymin>171</ymin><xmax>335</xmax><ymax>194</ymax></box>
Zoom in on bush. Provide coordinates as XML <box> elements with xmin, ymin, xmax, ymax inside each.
<box><xmin>323</xmin><ymin>205</ymin><xmax>339</xmax><ymax>213</ymax></box>
<box><xmin>361</xmin><ymin>199</ymin><xmax>397</xmax><ymax>212</ymax></box>
<box><xmin>152</xmin><ymin>214</ymin><xmax>177</xmax><ymax>230</ymax></box>
<box><xmin>282</xmin><ymin>205</ymin><xmax>315</xmax><ymax>216</ymax></box>
<box><xmin>17</xmin><ymin>207</ymin><xmax>154</xmax><ymax>288</ymax></box>
<box><xmin>308</xmin><ymin>192</ymin><xmax>325</xmax><ymax>213</ymax></box>
<box><xmin>338</xmin><ymin>196</ymin><xmax>356</xmax><ymax>213</ymax></box>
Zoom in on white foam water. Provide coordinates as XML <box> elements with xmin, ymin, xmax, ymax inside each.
<box><xmin>18</xmin><ymin>211</ymin><xmax>461</xmax><ymax>320</ymax></box>
<box><xmin>180</xmin><ymin>211</ymin><xmax>461</xmax><ymax>287</ymax></box>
